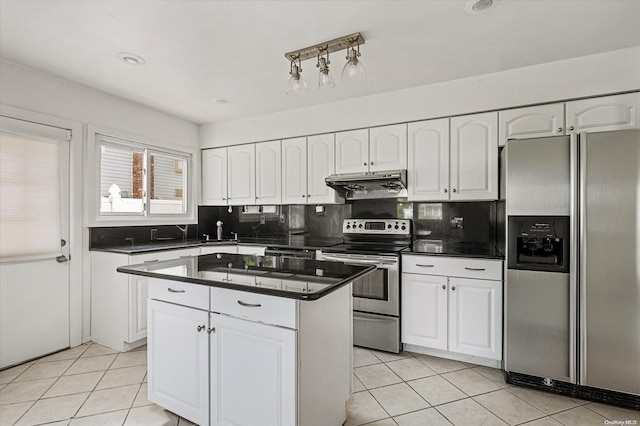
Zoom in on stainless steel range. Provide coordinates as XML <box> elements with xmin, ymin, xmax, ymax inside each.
<box><xmin>318</xmin><ymin>218</ymin><xmax>412</xmax><ymax>353</ymax></box>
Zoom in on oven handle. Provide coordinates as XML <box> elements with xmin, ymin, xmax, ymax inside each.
<box><xmin>319</xmin><ymin>254</ymin><xmax>396</xmax><ymax>266</ymax></box>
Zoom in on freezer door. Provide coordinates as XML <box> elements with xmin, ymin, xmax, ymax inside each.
<box><xmin>505</xmin><ymin>270</ymin><xmax>573</xmax><ymax>382</ymax></box>
<box><xmin>580</xmin><ymin>129</ymin><xmax>640</xmax><ymax>395</ymax></box>
<box><xmin>505</xmin><ymin>136</ymin><xmax>571</xmax><ymax>216</ymax></box>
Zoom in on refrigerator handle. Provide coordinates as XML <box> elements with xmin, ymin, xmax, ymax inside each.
<box><xmin>576</xmin><ymin>132</ymin><xmax>589</xmax><ymax>385</ymax></box>
<box><xmin>569</xmin><ymin>132</ymin><xmax>579</xmax><ymax>385</ymax></box>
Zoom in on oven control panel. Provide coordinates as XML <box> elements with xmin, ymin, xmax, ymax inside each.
<box><xmin>343</xmin><ymin>219</ymin><xmax>411</xmax><ymax>235</ymax></box>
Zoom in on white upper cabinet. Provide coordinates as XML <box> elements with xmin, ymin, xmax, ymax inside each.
<box><xmin>335</xmin><ymin>125</ymin><xmax>407</xmax><ymax>174</ymax></box>
<box><xmin>227</xmin><ymin>144</ymin><xmax>255</xmax><ymax>206</ymax></box>
<box><xmin>407</xmin><ymin>118</ymin><xmax>450</xmax><ymax>201</ymax></box>
<box><xmin>335</xmin><ymin>129</ymin><xmax>369</xmax><ymax>174</ymax></box>
<box><xmin>255</xmin><ymin>141</ymin><xmax>281</xmax><ymax>205</ymax></box>
<box><xmin>202</xmin><ymin>147</ymin><xmax>227</xmax><ymax>205</ymax></box>
<box><xmin>369</xmin><ymin>124</ymin><xmax>407</xmax><ymax>172</ymax></box>
<box><xmin>307</xmin><ymin>133</ymin><xmax>337</xmax><ymax>204</ymax></box>
<box><xmin>281</xmin><ymin>137</ymin><xmax>308</xmax><ymax>204</ymax></box>
<box><xmin>499</xmin><ymin>103</ymin><xmax>565</xmax><ymax>146</ymax></box>
<box><xmin>566</xmin><ymin>92</ymin><xmax>640</xmax><ymax>133</ymax></box>
<box><xmin>450</xmin><ymin>112</ymin><xmax>498</xmax><ymax>201</ymax></box>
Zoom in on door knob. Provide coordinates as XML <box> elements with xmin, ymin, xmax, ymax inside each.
<box><xmin>442</xmin><ymin>285</ymin><xmax>446</xmax><ymax>290</ymax></box>
<box><xmin>56</xmin><ymin>255</ymin><xmax>69</xmax><ymax>263</ymax></box>
<box><xmin>197</xmin><ymin>325</ymin><xmax>206</xmax><ymax>332</ymax></box>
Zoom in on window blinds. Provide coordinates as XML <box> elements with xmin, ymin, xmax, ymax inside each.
<box><xmin>0</xmin><ymin>131</ymin><xmax>62</xmax><ymax>259</ymax></box>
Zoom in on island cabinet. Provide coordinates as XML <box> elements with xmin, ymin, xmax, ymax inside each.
<box><xmin>147</xmin><ymin>278</ymin><xmax>352</xmax><ymax>426</ymax></box>
<box><xmin>90</xmin><ymin>247</ymin><xmax>200</xmax><ymax>352</ymax></box>
<box><xmin>401</xmin><ymin>255</ymin><xmax>503</xmax><ymax>366</ymax></box>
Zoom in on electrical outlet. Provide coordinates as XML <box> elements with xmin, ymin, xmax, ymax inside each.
<box><xmin>260</xmin><ymin>215</ymin><xmax>265</xmax><ymax>225</ymax></box>
<box><xmin>450</xmin><ymin>217</ymin><xmax>464</xmax><ymax>229</ymax></box>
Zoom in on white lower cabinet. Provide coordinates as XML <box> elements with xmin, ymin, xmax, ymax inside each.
<box><xmin>401</xmin><ymin>273</ymin><xmax>448</xmax><ymax>351</ymax></box>
<box><xmin>402</xmin><ymin>255</ymin><xmax>503</xmax><ymax>361</ymax></box>
<box><xmin>147</xmin><ymin>299</ymin><xmax>209</xmax><ymax>426</ymax></box>
<box><xmin>448</xmin><ymin>277</ymin><xmax>502</xmax><ymax>359</ymax></box>
<box><xmin>147</xmin><ymin>278</ymin><xmax>352</xmax><ymax>426</ymax></box>
<box><xmin>210</xmin><ymin>313</ymin><xmax>296</xmax><ymax>426</ymax></box>
<box><xmin>91</xmin><ymin>248</ymin><xmax>200</xmax><ymax>352</ymax></box>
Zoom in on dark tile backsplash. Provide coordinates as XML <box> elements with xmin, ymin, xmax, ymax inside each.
<box><xmin>90</xmin><ymin>224</ymin><xmax>198</xmax><ymax>248</ymax></box>
<box><xmin>90</xmin><ymin>200</ymin><xmax>500</xmax><ymax>249</ymax></box>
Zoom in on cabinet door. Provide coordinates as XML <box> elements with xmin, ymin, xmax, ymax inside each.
<box><xmin>335</xmin><ymin>129</ymin><xmax>369</xmax><ymax>174</ymax></box>
<box><xmin>307</xmin><ymin>133</ymin><xmax>337</xmax><ymax>204</ymax></box>
<box><xmin>498</xmin><ymin>103</ymin><xmax>565</xmax><ymax>146</ymax></box>
<box><xmin>401</xmin><ymin>273</ymin><xmax>448</xmax><ymax>350</ymax></box>
<box><xmin>210</xmin><ymin>313</ymin><xmax>296</xmax><ymax>426</ymax></box>
<box><xmin>202</xmin><ymin>147</ymin><xmax>227</xmax><ymax>205</ymax></box>
<box><xmin>128</xmin><ymin>275</ymin><xmax>148</xmax><ymax>342</ymax></box>
<box><xmin>369</xmin><ymin>124</ymin><xmax>407</xmax><ymax>172</ymax></box>
<box><xmin>407</xmin><ymin>119</ymin><xmax>450</xmax><ymax>201</ymax></box>
<box><xmin>448</xmin><ymin>278</ymin><xmax>502</xmax><ymax>360</ymax></box>
<box><xmin>450</xmin><ymin>112</ymin><xmax>498</xmax><ymax>200</ymax></box>
<box><xmin>255</xmin><ymin>141</ymin><xmax>281</xmax><ymax>205</ymax></box>
<box><xmin>566</xmin><ymin>92</ymin><xmax>640</xmax><ymax>133</ymax></box>
<box><xmin>147</xmin><ymin>300</ymin><xmax>209</xmax><ymax>425</ymax></box>
<box><xmin>227</xmin><ymin>144</ymin><xmax>255</xmax><ymax>205</ymax></box>
<box><xmin>281</xmin><ymin>137</ymin><xmax>308</xmax><ymax>204</ymax></box>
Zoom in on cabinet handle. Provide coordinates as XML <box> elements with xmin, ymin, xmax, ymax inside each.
<box><xmin>444</xmin><ymin>189</ymin><xmax>448</xmax><ymax>193</ymax></box>
<box><xmin>557</xmin><ymin>127</ymin><xmax>563</xmax><ymax>132</ymax></box>
<box><xmin>179</xmin><ymin>255</ymin><xmax>192</xmax><ymax>258</ymax></box>
<box><xmin>363</xmin><ymin>162</ymin><xmax>367</xmax><ymax>166</ymax></box>
<box><xmin>452</xmin><ymin>189</ymin><xmax>457</xmax><ymax>193</ymax></box>
<box><xmin>451</xmin><ymin>286</ymin><xmax>456</xmax><ymax>291</ymax></box>
<box><xmin>464</xmin><ymin>267</ymin><xmax>486</xmax><ymax>271</ymax></box>
<box><xmin>442</xmin><ymin>285</ymin><xmax>446</xmax><ymax>290</ymax></box>
<box><xmin>237</xmin><ymin>300</ymin><xmax>262</xmax><ymax>308</ymax></box>
<box><xmin>416</xmin><ymin>264</ymin><xmax>435</xmax><ymax>268</ymax></box>
<box><xmin>197</xmin><ymin>325</ymin><xmax>205</xmax><ymax>332</ymax></box>
<box><xmin>307</xmin><ymin>194</ymin><xmax>311</xmax><ymax>197</ymax></box>
<box><xmin>207</xmin><ymin>327</ymin><xmax>216</xmax><ymax>334</ymax></box>
<box><xmin>222</xmin><ymin>197</ymin><xmax>227</xmax><ymax>200</ymax></box>
<box><xmin>168</xmin><ymin>288</ymin><xmax>186</xmax><ymax>293</ymax></box>
<box><xmin>569</xmin><ymin>126</ymin><xmax>575</xmax><ymax>131</ymax></box>
<box><xmin>302</xmin><ymin>194</ymin><xmax>306</xmax><ymax>198</ymax></box>
<box><xmin>370</xmin><ymin>162</ymin><xmax>373</xmax><ymax>165</ymax></box>
<box><xmin>144</xmin><ymin>259</ymin><xmax>159</xmax><ymax>263</ymax></box>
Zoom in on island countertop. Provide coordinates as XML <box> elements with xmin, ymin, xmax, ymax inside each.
<box><xmin>117</xmin><ymin>252</ymin><xmax>375</xmax><ymax>301</ymax></box>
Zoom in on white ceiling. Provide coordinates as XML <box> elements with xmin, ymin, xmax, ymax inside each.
<box><xmin>1</xmin><ymin>0</ymin><xmax>639</xmax><ymax>125</ymax></box>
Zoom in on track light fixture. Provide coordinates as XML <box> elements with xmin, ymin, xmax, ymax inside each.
<box><xmin>284</xmin><ymin>32</ymin><xmax>365</xmax><ymax>95</ymax></box>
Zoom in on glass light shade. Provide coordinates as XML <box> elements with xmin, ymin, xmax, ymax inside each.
<box><xmin>341</xmin><ymin>58</ymin><xmax>366</xmax><ymax>81</ymax></box>
<box><xmin>286</xmin><ymin>74</ymin><xmax>310</xmax><ymax>95</ymax></box>
<box><xmin>318</xmin><ymin>70</ymin><xmax>335</xmax><ymax>89</ymax></box>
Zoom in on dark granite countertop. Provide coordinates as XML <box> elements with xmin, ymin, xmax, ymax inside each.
<box><xmin>406</xmin><ymin>239</ymin><xmax>504</xmax><ymax>260</ymax></box>
<box><xmin>91</xmin><ymin>235</ymin><xmax>344</xmax><ymax>254</ymax></box>
<box><xmin>117</xmin><ymin>253</ymin><xmax>374</xmax><ymax>301</ymax></box>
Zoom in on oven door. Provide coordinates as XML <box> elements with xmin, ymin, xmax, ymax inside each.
<box><xmin>318</xmin><ymin>253</ymin><xmax>399</xmax><ymax>316</ymax></box>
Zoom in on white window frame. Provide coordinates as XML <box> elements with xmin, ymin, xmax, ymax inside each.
<box><xmin>87</xmin><ymin>125</ymin><xmax>197</xmax><ymax>226</ymax></box>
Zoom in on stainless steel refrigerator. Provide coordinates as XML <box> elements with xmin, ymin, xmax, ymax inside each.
<box><xmin>504</xmin><ymin>129</ymin><xmax>640</xmax><ymax>408</ymax></box>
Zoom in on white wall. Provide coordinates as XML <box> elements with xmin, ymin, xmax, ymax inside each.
<box><xmin>0</xmin><ymin>59</ymin><xmax>199</xmax><ymax>345</ymax></box>
<box><xmin>0</xmin><ymin>60</ymin><xmax>199</xmax><ymax>147</ymax></box>
<box><xmin>201</xmin><ymin>47</ymin><xmax>640</xmax><ymax>147</ymax></box>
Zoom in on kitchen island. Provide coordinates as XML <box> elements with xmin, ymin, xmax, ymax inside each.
<box><xmin>118</xmin><ymin>253</ymin><xmax>374</xmax><ymax>426</ymax></box>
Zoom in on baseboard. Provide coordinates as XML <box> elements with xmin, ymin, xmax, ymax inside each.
<box><xmin>402</xmin><ymin>344</ymin><xmax>502</xmax><ymax>369</ymax></box>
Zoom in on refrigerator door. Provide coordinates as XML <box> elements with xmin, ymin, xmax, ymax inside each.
<box><xmin>506</xmin><ymin>270</ymin><xmax>572</xmax><ymax>382</ymax></box>
<box><xmin>580</xmin><ymin>129</ymin><xmax>640</xmax><ymax>396</ymax></box>
<box><xmin>505</xmin><ymin>136</ymin><xmax>571</xmax><ymax>216</ymax></box>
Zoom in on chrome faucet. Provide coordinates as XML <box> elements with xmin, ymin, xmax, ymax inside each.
<box><xmin>231</xmin><ymin>232</ymin><xmax>239</xmax><ymax>241</ymax></box>
<box><xmin>176</xmin><ymin>224</ymin><xmax>189</xmax><ymax>241</ymax></box>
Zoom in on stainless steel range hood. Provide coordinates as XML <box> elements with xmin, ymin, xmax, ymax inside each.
<box><xmin>325</xmin><ymin>169</ymin><xmax>408</xmax><ymax>200</ymax></box>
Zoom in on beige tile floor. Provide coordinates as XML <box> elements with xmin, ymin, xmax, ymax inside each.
<box><xmin>0</xmin><ymin>342</ymin><xmax>638</xmax><ymax>426</ymax></box>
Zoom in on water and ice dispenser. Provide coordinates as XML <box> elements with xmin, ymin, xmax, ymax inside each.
<box><xmin>507</xmin><ymin>216</ymin><xmax>570</xmax><ymax>273</ymax></box>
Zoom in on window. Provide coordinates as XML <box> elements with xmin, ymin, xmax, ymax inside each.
<box><xmin>97</xmin><ymin>134</ymin><xmax>190</xmax><ymax>218</ymax></box>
